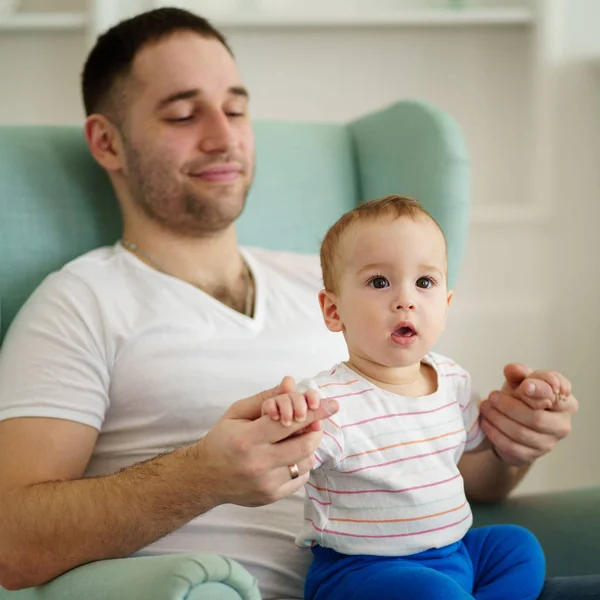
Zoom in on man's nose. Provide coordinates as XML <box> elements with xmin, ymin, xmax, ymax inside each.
<box><xmin>198</xmin><ymin>110</ymin><xmax>235</xmax><ymax>154</ymax></box>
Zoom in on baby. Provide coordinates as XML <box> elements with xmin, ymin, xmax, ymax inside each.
<box><xmin>262</xmin><ymin>195</ymin><xmax>569</xmax><ymax>600</ymax></box>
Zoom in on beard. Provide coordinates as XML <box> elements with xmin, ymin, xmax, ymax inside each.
<box><xmin>123</xmin><ymin>138</ymin><xmax>254</xmax><ymax>237</ymax></box>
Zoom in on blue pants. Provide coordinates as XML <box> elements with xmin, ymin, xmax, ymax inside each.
<box><xmin>305</xmin><ymin>525</ymin><xmax>545</xmax><ymax>600</ymax></box>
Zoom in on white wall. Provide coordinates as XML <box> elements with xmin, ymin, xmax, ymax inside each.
<box><xmin>231</xmin><ymin>25</ymin><xmax>534</xmax><ymax>217</ymax></box>
<box><xmin>533</xmin><ymin>0</ymin><xmax>600</xmax><ymax>493</ymax></box>
<box><xmin>0</xmin><ymin>0</ymin><xmax>598</xmax><ymax>495</ymax></box>
<box><xmin>0</xmin><ymin>30</ymin><xmax>85</xmax><ymax>122</ymax></box>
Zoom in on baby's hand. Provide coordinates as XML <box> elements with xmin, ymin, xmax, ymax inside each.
<box><xmin>521</xmin><ymin>370</ymin><xmax>572</xmax><ymax>410</ymax></box>
<box><xmin>261</xmin><ymin>389</ymin><xmax>322</xmax><ymax>427</ymax></box>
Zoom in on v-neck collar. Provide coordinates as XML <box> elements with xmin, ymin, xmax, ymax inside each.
<box><xmin>115</xmin><ymin>242</ymin><xmax>265</xmax><ymax>331</ymax></box>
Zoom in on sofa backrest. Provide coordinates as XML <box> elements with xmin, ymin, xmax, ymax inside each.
<box><xmin>0</xmin><ymin>100</ymin><xmax>469</xmax><ymax>343</ymax></box>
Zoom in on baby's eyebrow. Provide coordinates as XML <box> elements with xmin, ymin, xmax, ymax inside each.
<box><xmin>420</xmin><ymin>264</ymin><xmax>444</xmax><ymax>275</ymax></box>
<box><xmin>356</xmin><ymin>263</ymin><xmax>389</xmax><ymax>275</ymax></box>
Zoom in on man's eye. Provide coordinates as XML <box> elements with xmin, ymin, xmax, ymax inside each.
<box><xmin>167</xmin><ymin>116</ymin><xmax>193</xmax><ymax>122</ymax></box>
<box><xmin>416</xmin><ymin>277</ymin><xmax>435</xmax><ymax>289</ymax></box>
<box><xmin>368</xmin><ymin>276</ymin><xmax>389</xmax><ymax>289</ymax></box>
<box><xmin>226</xmin><ymin>111</ymin><xmax>245</xmax><ymax>118</ymax></box>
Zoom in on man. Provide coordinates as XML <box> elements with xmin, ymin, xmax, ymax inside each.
<box><xmin>0</xmin><ymin>7</ymin><xmax>590</xmax><ymax>600</ymax></box>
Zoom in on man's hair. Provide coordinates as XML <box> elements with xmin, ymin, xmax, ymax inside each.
<box><xmin>320</xmin><ymin>194</ymin><xmax>445</xmax><ymax>293</ymax></box>
<box><xmin>82</xmin><ymin>7</ymin><xmax>233</xmax><ymax>120</ymax></box>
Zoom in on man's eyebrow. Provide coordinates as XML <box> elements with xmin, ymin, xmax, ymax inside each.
<box><xmin>157</xmin><ymin>86</ymin><xmax>250</xmax><ymax>110</ymax></box>
<box><xmin>229</xmin><ymin>86</ymin><xmax>250</xmax><ymax>99</ymax></box>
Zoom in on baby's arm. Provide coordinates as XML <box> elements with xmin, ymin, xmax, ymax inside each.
<box><xmin>262</xmin><ymin>389</ymin><xmax>322</xmax><ymax>427</ymax></box>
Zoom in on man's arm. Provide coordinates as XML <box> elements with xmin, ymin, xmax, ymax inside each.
<box><xmin>0</xmin><ymin>417</ymin><xmax>217</xmax><ymax>590</ymax></box>
<box><xmin>460</xmin><ymin>364</ymin><xmax>577</xmax><ymax>503</ymax></box>
<box><xmin>0</xmin><ymin>382</ymin><xmax>339</xmax><ymax>591</ymax></box>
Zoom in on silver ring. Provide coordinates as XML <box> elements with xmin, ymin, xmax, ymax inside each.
<box><xmin>288</xmin><ymin>463</ymin><xmax>300</xmax><ymax>480</ymax></box>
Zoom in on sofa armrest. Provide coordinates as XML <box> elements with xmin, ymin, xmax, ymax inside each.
<box><xmin>0</xmin><ymin>553</ymin><xmax>261</xmax><ymax>600</ymax></box>
<box><xmin>349</xmin><ymin>100</ymin><xmax>470</xmax><ymax>289</ymax></box>
<box><xmin>472</xmin><ymin>486</ymin><xmax>600</xmax><ymax>577</ymax></box>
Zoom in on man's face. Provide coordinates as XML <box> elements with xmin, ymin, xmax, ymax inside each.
<box><xmin>117</xmin><ymin>32</ymin><xmax>255</xmax><ymax>236</ymax></box>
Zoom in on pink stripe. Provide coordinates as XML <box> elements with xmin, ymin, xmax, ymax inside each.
<box><xmin>343</xmin><ymin>444</ymin><xmax>462</xmax><ymax>474</ymax></box>
<box><xmin>306</xmin><ymin>513</ymin><xmax>471</xmax><ymax>539</ymax></box>
<box><xmin>343</xmin><ymin>401</ymin><xmax>458</xmax><ymax>429</ymax></box>
<box><xmin>314</xmin><ymin>453</ymin><xmax>323</xmax><ymax>464</ymax></box>
<box><xmin>461</xmin><ymin>399</ymin><xmax>472</xmax><ymax>413</ymax></box>
<box><xmin>328</xmin><ymin>389</ymin><xmax>374</xmax><ymax>400</ymax></box>
<box><xmin>307</xmin><ymin>473</ymin><xmax>461</xmax><ymax>496</ymax></box>
<box><xmin>324</xmin><ymin>430</ymin><xmax>343</xmax><ymax>455</ymax></box>
<box><xmin>442</xmin><ymin>373</ymin><xmax>468</xmax><ymax>379</ymax></box>
<box><xmin>308</xmin><ymin>495</ymin><xmax>332</xmax><ymax>506</ymax></box>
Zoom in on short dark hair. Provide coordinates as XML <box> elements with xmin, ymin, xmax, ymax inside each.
<box><xmin>81</xmin><ymin>7</ymin><xmax>233</xmax><ymax>119</ymax></box>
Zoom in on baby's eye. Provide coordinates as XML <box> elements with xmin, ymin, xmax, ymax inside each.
<box><xmin>368</xmin><ymin>276</ymin><xmax>389</xmax><ymax>289</ymax></box>
<box><xmin>416</xmin><ymin>277</ymin><xmax>435</xmax><ymax>289</ymax></box>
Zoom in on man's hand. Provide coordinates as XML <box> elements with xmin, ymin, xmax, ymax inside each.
<box><xmin>200</xmin><ymin>376</ymin><xmax>339</xmax><ymax>507</ymax></box>
<box><xmin>479</xmin><ymin>363</ymin><xmax>578</xmax><ymax>466</ymax></box>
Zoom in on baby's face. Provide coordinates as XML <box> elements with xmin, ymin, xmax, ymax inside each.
<box><xmin>333</xmin><ymin>215</ymin><xmax>452</xmax><ymax>368</ymax></box>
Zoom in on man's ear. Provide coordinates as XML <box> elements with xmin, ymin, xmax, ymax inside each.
<box><xmin>84</xmin><ymin>114</ymin><xmax>125</xmax><ymax>173</ymax></box>
<box><xmin>318</xmin><ymin>289</ymin><xmax>344</xmax><ymax>332</ymax></box>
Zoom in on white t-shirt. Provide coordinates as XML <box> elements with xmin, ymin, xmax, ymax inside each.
<box><xmin>0</xmin><ymin>243</ymin><xmax>348</xmax><ymax>600</ymax></box>
<box><xmin>295</xmin><ymin>357</ymin><xmax>485</xmax><ymax>556</ymax></box>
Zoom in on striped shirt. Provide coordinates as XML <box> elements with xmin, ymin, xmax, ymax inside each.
<box><xmin>295</xmin><ymin>352</ymin><xmax>486</xmax><ymax>556</ymax></box>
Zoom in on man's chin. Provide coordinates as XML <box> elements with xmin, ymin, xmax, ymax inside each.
<box><xmin>159</xmin><ymin>217</ymin><xmax>237</xmax><ymax>238</ymax></box>
<box><xmin>174</xmin><ymin>201</ymin><xmax>247</xmax><ymax>236</ymax></box>
<box><xmin>187</xmin><ymin>177</ymin><xmax>250</xmax><ymax>200</ymax></box>
<box><xmin>136</xmin><ymin>183</ymin><xmax>251</xmax><ymax>236</ymax></box>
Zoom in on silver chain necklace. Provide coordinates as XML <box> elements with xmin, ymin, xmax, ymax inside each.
<box><xmin>120</xmin><ymin>239</ymin><xmax>254</xmax><ymax>317</ymax></box>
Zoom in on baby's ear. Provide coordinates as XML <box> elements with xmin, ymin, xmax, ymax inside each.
<box><xmin>319</xmin><ymin>289</ymin><xmax>344</xmax><ymax>332</ymax></box>
<box><xmin>447</xmin><ymin>289</ymin><xmax>454</xmax><ymax>308</ymax></box>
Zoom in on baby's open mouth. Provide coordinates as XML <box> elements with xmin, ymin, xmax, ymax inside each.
<box><xmin>393</xmin><ymin>324</ymin><xmax>416</xmax><ymax>338</ymax></box>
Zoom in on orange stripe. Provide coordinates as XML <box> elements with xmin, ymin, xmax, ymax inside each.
<box><xmin>307</xmin><ymin>481</ymin><xmax>327</xmax><ymax>492</ymax></box>
<box><xmin>341</xmin><ymin>429</ymin><xmax>464</xmax><ymax>462</ymax></box>
<box><xmin>319</xmin><ymin>380</ymin><xmax>359</xmax><ymax>388</ymax></box>
<box><xmin>467</xmin><ymin>419</ymin><xmax>479</xmax><ymax>434</ymax></box>
<box><xmin>329</xmin><ymin>501</ymin><xmax>468</xmax><ymax>524</ymax></box>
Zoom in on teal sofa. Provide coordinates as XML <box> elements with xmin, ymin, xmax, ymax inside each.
<box><xmin>0</xmin><ymin>101</ymin><xmax>598</xmax><ymax>599</ymax></box>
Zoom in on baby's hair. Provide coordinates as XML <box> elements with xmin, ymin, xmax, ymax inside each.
<box><xmin>320</xmin><ymin>194</ymin><xmax>444</xmax><ymax>293</ymax></box>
